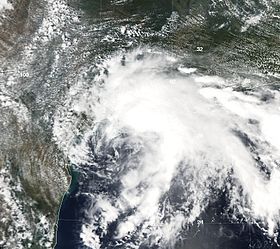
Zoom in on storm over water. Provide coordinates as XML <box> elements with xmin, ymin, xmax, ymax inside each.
<box><xmin>1</xmin><ymin>0</ymin><xmax>280</xmax><ymax>248</ymax></box>
<box><xmin>55</xmin><ymin>49</ymin><xmax>280</xmax><ymax>249</ymax></box>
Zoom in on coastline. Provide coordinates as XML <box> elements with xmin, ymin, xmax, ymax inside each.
<box><xmin>53</xmin><ymin>165</ymin><xmax>79</xmax><ymax>249</ymax></box>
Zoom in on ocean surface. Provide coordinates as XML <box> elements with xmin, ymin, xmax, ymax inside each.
<box><xmin>53</xmin><ymin>0</ymin><xmax>280</xmax><ymax>248</ymax></box>
<box><xmin>1</xmin><ymin>0</ymin><xmax>280</xmax><ymax>248</ymax></box>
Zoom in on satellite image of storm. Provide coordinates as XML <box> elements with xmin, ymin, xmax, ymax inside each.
<box><xmin>0</xmin><ymin>0</ymin><xmax>280</xmax><ymax>248</ymax></box>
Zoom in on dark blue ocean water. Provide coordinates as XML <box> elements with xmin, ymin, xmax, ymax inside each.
<box><xmin>55</xmin><ymin>170</ymin><xmax>279</xmax><ymax>249</ymax></box>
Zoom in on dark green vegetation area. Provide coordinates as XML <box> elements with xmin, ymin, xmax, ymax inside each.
<box><xmin>0</xmin><ymin>0</ymin><xmax>279</xmax><ymax>248</ymax></box>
